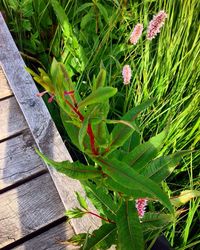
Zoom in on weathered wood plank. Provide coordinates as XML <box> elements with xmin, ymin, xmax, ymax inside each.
<box><xmin>0</xmin><ymin>13</ymin><xmax>100</xmax><ymax>233</ymax></box>
<box><xmin>0</xmin><ymin>173</ymin><xmax>66</xmax><ymax>248</ymax></box>
<box><xmin>0</xmin><ymin>66</ymin><xmax>12</xmax><ymax>99</ymax></box>
<box><xmin>0</xmin><ymin>96</ymin><xmax>28</xmax><ymax>141</ymax></box>
<box><xmin>0</xmin><ymin>129</ymin><xmax>46</xmax><ymax>191</ymax></box>
<box><xmin>13</xmin><ymin>222</ymin><xmax>76</xmax><ymax>250</ymax></box>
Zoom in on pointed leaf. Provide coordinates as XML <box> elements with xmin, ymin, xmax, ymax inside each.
<box><xmin>116</xmin><ymin>201</ymin><xmax>144</xmax><ymax>250</ymax></box>
<box><xmin>76</xmin><ymin>192</ymin><xmax>88</xmax><ymax>210</ymax></box>
<box><xmin>65</xmin><ymin>207</ymin><xmax>85</xmax><ymax>219</ymax></box>
<box><xmin>141</xmin><ymin>151</ymin><xmax>191</xmax><ymax>182</ymax></box>
<box><xmin>91</xmin><ymin>102</ymin><xmax>110</xmax><ymax>147</ymax></box>
<box><xmin>50</xmin><ymin>0</ymin><xmax>72</xmax><ymax>37</ymax></box>
<box><xmin>60</xmin><ymin>110</ymin><xmax>82</xmax><ymax>149</ymax></box>
<box><xmin>123</xmin><ymin>131</ymin><xmax>166</xmax><ymax>171</ymax></box>
<box><xmin>84</xmin><ymin>182</ymin><xmax>117</xmax><ymax>217</ymax></box>
<box><xmin>96</xmin><ymin>3</ymin><xmax>109</xmax><ymax>24</ymax></box>
<box><xmin>83</xmin><ymin>224</ymin><xmax>116</xmax><ymax>250</ymax></box>
<box><xmin>78</xmin><ymin>87</ymin><xmax>117</xmax><ymax>108</ymax></box>
<box><xmin>109</xmin><ymin>99</ymin><xmax>154</xmax><ymax>153</ymax></box>
<box><xmin>68</xmin><ymin>233</ymin><xmax>87</xmax><ymax>246</ymax></box>
<box><xmin>95</xmin><ymin>157</ymin><xmax>173</xmax><ymax>213</ymax></box>
<box><xmin>36</xmin><ymin>150</ymin><xmax>101</xmax><ymax>180</ymax></box>
<box><xmin>94</xmin><ymin>63</ymin><xmax>107</xmax><ymax>90</ymax></box>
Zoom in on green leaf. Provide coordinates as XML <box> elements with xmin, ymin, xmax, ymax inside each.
<box><xmin>65</xmin><ymin>207</ymin><xmax>85</xmax><ymax>219</ymax></box>
<box><xmin>81</xmin><ymin>11</ymin><xmax>94</xmax><ymax>30</ymax></box>
<box><xmin>84</xmin><ymin>182</ymin><xmax>117</xmax><ymax>217</ymax></box>
<box><xmin>108</xmin><ymin>149</ymin><xmax>127</xmax><ymax>161</ymax></box>
<box><xmin>105</xmin><ymin>178</ymin><xmax>155</xmax><ymax>199</ymax></box>
<box><xmin>79</xmin><ymin>117</ymin><xmax>89</xmax><ymax>151</ymax></box>
<box><xmin>60</xmin><ymin>109</ymin><xmax>81</xmax><ymax>150</ymax></box>
<box><xmin>78</xmin><ymin>87</ymin><xmax>117</xmax><ymax>108</ymax></box>
<box><xmin>75</xmin><ymin>2</ymin><xmax>93</xmax><ymax>14</ymax></box>
<box><xmin>109</xmin><ymin>99</ymin><xmax>154</xmax><ymax>153</ymax></box>
<box><xmin>95</xmin><ymin>157</ymin><xmax>173</xmax><ymax>213</ymax></box>
<box><xmin>141</xmin><ymin>151</ymin><xmax>191</xmax><ymax>182</ymax></box>
<box><xmin>83</xmin><ymin>223</ymin><xmax>117</xmax><ymax>250</ymax></box>
<box><xmin>26</xmin><ymin>67</ymin><xmax>54</xmax><ymax>93</ymax></box>
<box><xmin>96</xmin><ymin>3</ymin><xmax>109</xmax><ymax>24</ymax></box>
<box><xmin>76</xmin><ymin>192</ymin><xmax>88</xmax><ymax>210</ymax></box>
<box><xmin>105</xmin><ymin>119</ymin><xmax>136</xmax><ymax>129</ymax></box>
<box><xmin>50</xmin><ymin>0</ymin><xmax>86</xmax><ymax>71</ymax></box>
<box><xmin>116</xmin><ymin>201</ymin><xmax>144</xmax><ymax>250</ymax></box>
<box><xmin>25</xmin><ymin>66</ymin><xmax>38</xmax><ymax>78</ymax></box>
<box><xmin>36</xmin><ymin>150</ymin><xmax>101</xmax><ymax>180</ymax></box>
<box><xmin>94</xmin><ymin>63</ymin><xmax>107</xmax><ymax>90</ymax></box>
<box><xmin>122</xmin><ymin>131</ymin><xmax>141</xmax><ymax>152</ymax></box>
<box><xmin>50</xmin><ymin>0</ymin><xmax>72</xmax><ymax>37</ymax></box>
<box><xmin>90</xmin><ymin>102</ymin><xmax>110</xmax><ymax>147</ymax></box>
<box><xmin>142</xmin><ymin>212</ymin><xmax>174</xmax><ymax>232</ymax></box>
<box><xmin>68</xmin><ymin>233</ymin><xmax>87</xmax><ymax>246</ymax></box>
<box><xmin>123</xmin><ymin>131</ymin><xmax>166</xmax><ymax>171</ymax></box>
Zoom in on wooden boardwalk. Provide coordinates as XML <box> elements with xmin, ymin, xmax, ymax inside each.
<box><xmin>0</xmin><ymin>13</ymin><xmax>98</xmax><ymax>249</ymax></box>
<box><xmin>0</xmin><ymin>67</ymin><xmax>75</xmax><ymax>249</ymax></box>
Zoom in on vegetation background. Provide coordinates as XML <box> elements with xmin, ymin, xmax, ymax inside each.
<box><xmin>0</xmin><ymin>0</ymin><xmax>199</xmax><ymax>249</ymax></box>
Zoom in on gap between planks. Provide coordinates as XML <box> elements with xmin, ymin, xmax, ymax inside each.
<box><xmin>0</xmin><ymin>173</ymin><xmax>68</xmax><ymax>248</ymax></box>
<box><xmin>0</xmin><ymin>129</ymin><xmax>47</xmax><ymax>192</ymax></box>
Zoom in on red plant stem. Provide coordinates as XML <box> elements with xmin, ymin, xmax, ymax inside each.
<box><xmin>64</xmin><ymin>98</ymin><xmax>98</xmax><ymax>155</ymax></box>
<box><xmin>87</xmin><ymin>211</ymin><xmax>115</xmax><ymax>224</ymax></box>
<box><xmin>87</xmin><ymin>124</ymin><xmax>99</xmax><ymax>155</ymax></box>
<box><xmin>65</xmin><ymin>99</ymin><xmax>84</xmax><ymax>121</ymax></box>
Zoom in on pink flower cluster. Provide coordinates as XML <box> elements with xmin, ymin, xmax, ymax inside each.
<box><xmin>130</xmin><ymin>23</ymin><xmax>143</xmax><ymax>45</ymax></box>
<box><xmin>136</xmin><ymin>198</ymin><xmax>148</xmax><ymax>218</ymax></box>
<box><xmin>122</xmin><ymin>65</ymin><xmax>132</xmax><ymax>85</ymax></box>
<box><xmin>122</xmin><ymin>11</ymin><xmax>167</xmax><ymax>85</ymax></box>
<box><xmin>147</xmin><ymin>10</ymin><xmax>167</xmax><ymax>40</ymax></box>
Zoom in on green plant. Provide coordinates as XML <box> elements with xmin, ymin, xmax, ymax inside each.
<box><xmin>29</xmin><ymin>54</ymin><xmax>199</xmax><ymax>249</ymax></box>
<box><xmin>3</xmin><ymin>0</ymin><xmax>199</xmax><ymax>248</ymax></box>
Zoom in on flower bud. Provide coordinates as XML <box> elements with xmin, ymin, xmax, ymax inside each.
<box><xmin>130</xmin><ymin>23</ymin><xmax>143</xmax><ymax>45</ymax></box>
<box><xmin>122</xmin><ymin>65</ymin><xmax>132</xmax><ymax>85</ymax></box>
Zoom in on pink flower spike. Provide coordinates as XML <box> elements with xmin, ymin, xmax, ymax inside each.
<box><xmin>136</xmin><ymin>198</ymin><xmax>148</xmax><ymax>218</ymax></box>
<box><xmin>48</xmin><ymin>95</ymin><xmax>54</xmax><ymax>103</ymax></box>
<box><xmin>122</xmin><ymin>65</ymin><xmax>132</xmax><ymax>85</ymax></box>
<box><xmin>130</xmin><ymin>23</ymin><xmax>143</xmax><ymax>45</ymax></box>
<box><xmin>36</xmin><ymin>90</ymin><xmax>48</xmax><ymax>97</ymax></box>
<box><xmin>147</xmin><ymin>10</ymin><xmax>167</xmax><ymax>40</ymax></box>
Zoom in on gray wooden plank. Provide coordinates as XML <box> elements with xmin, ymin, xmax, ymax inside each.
<box><xmin>13</xmin><ymin>222</ymin><xmax>76</xmax><ymax>250</ymax></box>
<box><xmin>0</xmin><ymin>96</ymin><xmax>28</xmax><ymax>141</ymax></box>
<box><xmin>0</xmin><ymin>173</ymin><xmax>66</xmax><ymax>248</ymax></box>
<box><xmin>0</xmin><ymin>129</ymin><xmax>46</xmax><ymax>191</ymax></box>
<box><xmin>0</xmin><ymin>66</ymin><xmax>12</xmax><ymax>99</ymax></box>
<box><xmin>0</xmin><ymin>13</ymin><xmax>100</xmax><ymax>233</ymax></box>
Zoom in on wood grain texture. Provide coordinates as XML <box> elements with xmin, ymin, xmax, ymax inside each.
<box><xmin>0</xmin><ymin>66</ymin><xmax>12</xmax><ymax>99</ymax></box>
<box><xmin>0</xmin><ymin>173</ymin><xmax>66</xmax><ymax>248</ymax></box>
<box><xmin>0</xmin><ymin>96</ymin><xmax>28</xmax><ymax>141</ymax></box>
<box><xmin>14</xmin><ymin>222</ymin><xmax>76</xmax><ymax>250</ymax></box>
<box><xmin>0</xmin><ymin>129</ymin><xmax>46</xmax><ymax>191</ymax></box>
<box><xmin>0</xmin><ymin>13</ymin><xmax>100</xmax><ymax>233</ymax></box>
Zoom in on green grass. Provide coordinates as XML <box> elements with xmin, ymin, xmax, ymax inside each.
<box><xmin>1</xmin><ymin>0</ymin><xmax>199</xmax><ymax>248</ymax></box>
